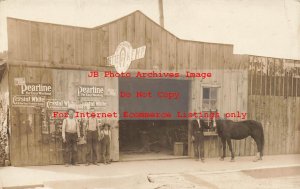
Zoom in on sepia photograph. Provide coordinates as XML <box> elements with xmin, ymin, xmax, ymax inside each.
<box><xmin>0</xmin><ymin>0</ymin><xmax>299</xmax><ymax>188</ymax></box>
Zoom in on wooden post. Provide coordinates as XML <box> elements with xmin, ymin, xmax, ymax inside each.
<box><xmin>158</xmin><ymin>0</ymin><xmax>164</xmax><ymax>28</ymax></box>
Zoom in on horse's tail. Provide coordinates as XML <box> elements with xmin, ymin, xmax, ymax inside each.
<box><xmin>260</xmin><ymin>122</ymin><xmax>265</xmax><ymax>157</ymax></box>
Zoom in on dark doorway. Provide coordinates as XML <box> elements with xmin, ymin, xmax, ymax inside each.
<box><xmin>118</xmin><ymin>78</ymin><xmax>190</xmax><ymax>160</ymax></box>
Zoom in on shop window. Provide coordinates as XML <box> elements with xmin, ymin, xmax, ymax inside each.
<box><xmin>201</xmin><ymin>86</ymin><xmax>219</xmax><ymax>132</ymax></box>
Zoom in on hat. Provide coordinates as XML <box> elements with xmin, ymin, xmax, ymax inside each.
<box><xmin>67</xmin><ymin>103</ymin><xmax>76</xmax><ymax>112</ymax></box>
<box><xmin>67</xmin><ymin>108</ymin><xmax>76</xmax><ymax>112</ymax></box>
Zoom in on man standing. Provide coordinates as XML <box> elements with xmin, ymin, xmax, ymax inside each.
<box><xmin>85</xmin><ymin>107</ymin><xmax>100</xmax><ymax>166</ymax></box>
<box><xmin>99</xmin><ymin>123</ymin><xmax>111</xmax><ymax>164</ymax></box>
<box><xmin>62</xmin><ymin>107</ymin><xmax>80</xmax><ymax>166</ymax></box>
<box><xmin>191</xmin><ymin>119</ymin><xmax>209</xmax><ymax>162</ymax></box>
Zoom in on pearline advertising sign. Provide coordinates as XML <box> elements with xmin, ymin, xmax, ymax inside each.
<box><xmin>12</xmin><ymin>81</ymin><xmax>53</xmax><ymax>107</ymax></box>
<box><xmin>77</xmin><ymin>85</ymin><xmax>104</xmax><ymax>97</ymax></box>
<box><xmin>20</xmin><ymin>83</ymin><xmax>52</xmax><ymax>96</ymax></box>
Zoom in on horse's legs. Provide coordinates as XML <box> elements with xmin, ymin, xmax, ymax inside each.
<box><xmin>220</xmin><ymin>138</ymin><xmax>226</xmax><ymax>160</ymax></box>
<box><xmin>226</xmin><ymin>139</ymin><xmax>235</xmax><ymax>161</ymax></box>
<box><xmin>193</xmin><ymin>140</ymin><xmax>200</xmax><ymax>160</ymax></box>
<box><xmin>252</xmin><ymin>136</ymin><xmax>262</xmax><ymax>161</ymax></box>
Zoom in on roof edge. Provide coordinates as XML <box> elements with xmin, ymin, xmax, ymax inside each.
<box><xmin>7</xmin><ymin>17</ymin><xmax>91</xmax><ymax>29</ymax></box>
<box><xmin>7</xmin><ymin>10</ymin><xmax>235</xmax><ymax>47</ymax></box>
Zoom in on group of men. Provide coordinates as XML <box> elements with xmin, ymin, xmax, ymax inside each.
<box><xmin>62</xmin><ymin>107</ymin><xmax>111</xmax><ymax>166</ymax></box>
<box><xmin>61</xmin><ymin>105</ymin><xmax>211</xmax><ymax>165</ymax></box>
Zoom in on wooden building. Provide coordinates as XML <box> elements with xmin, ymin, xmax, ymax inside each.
<box><xmin>1</xmin><ymin>11</ymin><xmax>299</xmax><ymax>166</ymax></box>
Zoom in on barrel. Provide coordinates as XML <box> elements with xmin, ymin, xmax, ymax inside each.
<box><xmin>173</xmin><ymin>142</ymin><xmax>184</xmax><ymax>156</ymax></box>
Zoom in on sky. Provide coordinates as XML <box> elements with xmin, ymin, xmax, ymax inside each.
<box><xmin>0</xmin><ymin>0</ymin><xmax>299</xmax><ymax>60</ymax></box>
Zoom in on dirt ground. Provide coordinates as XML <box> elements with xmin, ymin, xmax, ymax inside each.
<box><xmin>0</xmin><ymin>154</ymin><xmax>300</xmax><ymax>189</ymax></box>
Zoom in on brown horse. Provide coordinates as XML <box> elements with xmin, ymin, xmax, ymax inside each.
<box><xmin>215</xmin><ymin>119</ymin><xmax>264</xmax><ymax>162</ymax></box>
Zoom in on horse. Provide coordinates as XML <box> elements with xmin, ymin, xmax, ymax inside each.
<box><xmin>215</xmin><ymin>119</ymin><xmax>264</xmax><ymax>162</ymax></box>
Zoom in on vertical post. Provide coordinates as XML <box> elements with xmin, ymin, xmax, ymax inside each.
<box><xmin>158</xmin><ymin>0</ymin><xmax>164</xmax><ymax>28</ymax></box>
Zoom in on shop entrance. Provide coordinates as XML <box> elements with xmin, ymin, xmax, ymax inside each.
<box><xmin>119</xmin><ymin>78</ymin><xmax>190</xmax><ymax>160</ymax></box>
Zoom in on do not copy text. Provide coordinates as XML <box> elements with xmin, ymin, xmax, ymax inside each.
<box><xmin>120</xmin><ymin>91</ymin><xmax>180</xmax><ymax>100</ymax></box>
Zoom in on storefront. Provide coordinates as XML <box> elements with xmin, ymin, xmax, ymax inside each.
<box><xmin>2</xmin><ymin>11</ymin><xmax>300</xmax><ymax>166</ymax></box>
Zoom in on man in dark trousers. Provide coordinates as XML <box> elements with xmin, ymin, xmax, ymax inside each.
<box><xmin>62</xmin><ymin>107</ymin><xmax>80</xmax><ymax>166</ymax></box>
<box><xmin>99</xmin><ymin>123</ymin><xmax>111</xmax><ymax>164</ymax></box>
<box><xmin>191</xmin><ymin>119</ymin><xmax>209</xmax><ymax>162</ymax></box>
<box><xmin>84</xmin><ymin>107</ymin><xmax>100</xmax><ymax>166</ymax></box>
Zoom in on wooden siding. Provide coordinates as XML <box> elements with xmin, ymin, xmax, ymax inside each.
<box><xmin>248</xmin><ymin>56</ymin><xmax>300</xmax><ymax>155</ymax></box>
<box><xmin>8</xmin><ymin>66</ymin><xmax>118</xmax><ymax>166</ymax></box>
<box><xmin>7</xmin><ymin>11</ymin><xmax>234</xmax><ymax>71</ymax></box>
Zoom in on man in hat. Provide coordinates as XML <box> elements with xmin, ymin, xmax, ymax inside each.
<box><xmin>62</xmin><ymin>107</ymin><xmax>80</xmax><ymax>166</ymax></box>
<box><xmin>191</xmin><ymin>118</ymin><xmax>210</xmax><ymax>162</ymax></box>
<box><xmin>84</xmin><ymin>107</ymin><xmax>100</xmax><ymax>166</ymax></box>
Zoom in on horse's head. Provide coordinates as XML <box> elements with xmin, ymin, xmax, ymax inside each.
<box><xmin>199</xmin><ymin>119</ymin><xmax>210</xmax><ymax>129</ymax></box>
<box><xmin>215</xmin><ymin>117</ymin><xmax>227</xmax><ymax>133</ymax></box>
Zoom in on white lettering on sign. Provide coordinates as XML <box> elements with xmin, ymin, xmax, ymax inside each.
<box><xmin>78</xmin><ymin>86</ymin><xmax>104</xmax><ymax>97</ymax></box>
<box><xmin>78</xmin><ymin>101</ymin><xmax>107</xmax><ymax>109</ymax></box>
<box><xmin>46</xmin><ymin>99</ymin><xmax>69</xmax><ymax>109</ymax></box>
<box><xmin>12</xmin><ymin>95</ymin><xmax>46</xmax><ymax>107</ymax></box>
<box><xmin>20</xmin><ymin>84</ymin><xmax>52</xmax><ymax>96</ymax></box>
<box><xmin>107</xmin><ymin>41</ymin><xmax>146</xmax><ymax>73</ymax></box>
<box><xmin>14</xmin><ymin>78</ymin><xmax>25</xmax><ymax>86</ymax></box>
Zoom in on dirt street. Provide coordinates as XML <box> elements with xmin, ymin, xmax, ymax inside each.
<box><xmin>0</xmin><ymin>154</ymin><xmax>299</xmax><ymax>189</ymax></box>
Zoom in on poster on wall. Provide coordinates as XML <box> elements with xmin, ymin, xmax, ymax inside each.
<box><xmin>12</xmin><ymin>95</ymin><xmax>46</xmax><ymax>107</ymax></box>
<box><xmin>14</xmin><ymin>77</ymin><xmax>25</xmax><ymax>86</ymax></box>
<box><xmin>12</xmin><ymin>82</ymin><xmax>53</xmax><ymax>107</ymax></box>
<box><xmin>77</xmin><ymin>85</ymin><xmax>104</xmax><ymax>97</ymax></box>
<box><xmin>19</xmin><ymin>83</ymin><xmax>52</xmax><ymax>96</ymax></box>
<box><xmin>41</xmin><ymin>108</ymin><xmax>48</xmax><ymax>135</ymax></box>
<box><xmin>46</xmin><ymin>99</ymin><xmax>69</xmax><ymax>110</ymax></box>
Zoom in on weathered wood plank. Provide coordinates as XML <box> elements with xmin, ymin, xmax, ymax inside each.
<box><xmin>62</xmin><ymin>27</ymin><xmax>75</xmax><ymax>65</ymax></box>
<box><xmin>144</xmin><ymin>18</ymin><xmax>153</xmax><ymax>70</ymax></box>
<box><xmin>30</xmin><ymin>22</ymin><xmax>41</xmax><ymax>62</ymax></box>
<box><xmin>100</xmin><ymin>26</ymin><xmax>109</xmax><ymax>67</ymax></box>
<box><xmin>134</xmin><ymin>11</ymin><xmax>146</xmax><ymax>70</ymax></box>
<box><xmin>19</xmin><ymin>21</ymin><xmax>31</xmax><ymax>61</ymax></box>
<box><xmin>74</xmin><ymin>28</ymin><xmax>84</xmax><ymax>66</ymax></box>
<box><xmin>168</xmin><ymin>35</ymin><xmax>177</xmax><ymax>71</ymax></box>
<box><xmin>83</xmin><ymin>29</ymin><xmax>92</xmax><ymax>66</ymax></box>
<box><xmin>161</xmin><ymin>30</ymin><xmax>167</xmax><ymax>70</ymax></box>
<box><xmin>34</xmin><ymin>109</ymin><xmax>44</xmax><ymax>165</ymax></box>
<box><xmin>52</xmin><ymin>25</ymin><xmax>63</xmax><ymax>64</ymax></box>
<box><xmin>7</xmin><ymin>18</ymin><xmax>19</xmax><ymax>60</ymax></box>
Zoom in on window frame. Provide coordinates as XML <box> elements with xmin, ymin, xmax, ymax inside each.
<box><xmin>200</xmin><ymin>84</ymin><xmax>221</xmax><ymax>133</ymax></box>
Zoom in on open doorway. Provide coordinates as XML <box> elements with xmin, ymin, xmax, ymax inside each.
<box><xmin>118</xmin><ymin>78</ymin><xmax>190</xmax><ymax>160</ymax></box>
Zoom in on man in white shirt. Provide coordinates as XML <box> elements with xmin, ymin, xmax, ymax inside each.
<box><xmin>62</xmin><ymin>108</ymin><xmax>80</xmax><ymax>166</ymax></box>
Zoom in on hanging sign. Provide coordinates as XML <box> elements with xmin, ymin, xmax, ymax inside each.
<box><xmin>107</xmin><ymin>41</ymin><xmax>146</xmax><ymax>73</ymax></box>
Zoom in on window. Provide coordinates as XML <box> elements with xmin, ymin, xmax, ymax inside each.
<box><xmin>202</xmin><ymin>87</ymin><xmax>218</xmax><ymax>111</ymax></box>
<box><xmin>201</xmin><ymin>86</ymin><xmax>219</xmax><ymax>132</ymax></box>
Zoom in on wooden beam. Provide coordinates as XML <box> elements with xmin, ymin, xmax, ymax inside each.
<box><xmin>159</xmin><ymin>0</ymin><xmax>164</xmax><ymax>28</ymax></box>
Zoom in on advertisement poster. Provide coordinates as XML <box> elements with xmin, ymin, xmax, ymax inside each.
<box><xmin>0</xmin><ymin>0</ymin><xmax>299</xmax><ymax>189</ymax></box>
